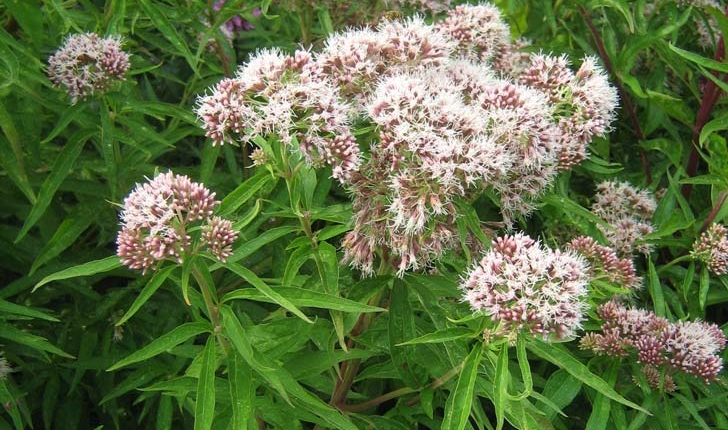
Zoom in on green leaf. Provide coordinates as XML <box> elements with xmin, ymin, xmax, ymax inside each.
<box><xmin>441</xmin><ymin>343</ymin><xmax>483</xmax><ymax>430</ymax></box>
<box><xmin>389</xmin><ymin>278</ymin><xmax>422</xmax><ymax>388</ymax></box>
<box><xmin>396</xmin><ymin>327</ymin><xmax>475</xmax><ymax>346</ymax></box>
<box><xmin>222</xmin><ymin>286</ymin><xmax>384</xmax><ymax>313</ymax></box>
<box><xmin>220</xmin><ymin>261</ymin><xmax>312</xmax><ymax>323</ymax></box>
<box><xmin>510</xmin><ymin>336</ymin><xmax>532</xmax><ymax>401</ymax></box>
<box><xmin>700</xmin><ymin>265</ymin><xmax>710</xmax><ymax>310</ymax></box>
<box><xmin>700</xmin><ymin>112</ymin><xmax>728</xmax><ymax>146</ymax></box>
<box><xmin>214</xmin><ymin>225</ymin><xmax>299</xmax><ymax>267</ymax></box>
<box><xmin>669</xmin><ymin>43</ymin><xmax>728</xmax><ymax>73</ymax></box>
<box><xmin>228</xmin><ymin>351</ymin><xmax>254</xmax><ymax>430</ymax></box>
<box><xmin>585</xmin><ymin>361</ymin><xmax>618</xmax><ymax>430</ymax></box>
<box><xmin>648</xmin><ymin>259</ymin><xmax>665</xmax><ymax>317</ymax></box>
<box><xmin>194</xmin><ymin>337</ymin><xmax>216</xmax><ymax>430</ymax></box>
<box><xmin>138</xmin><ymin>0</ymin><xmax>199</xmax><ymax>74</ymax></box>
<box><xmin>0</xmin><ymin>323</ymin><xmax>73</xmax><ymax>358</ymax></box>
<box><xmin>16</xmin><ymin>129</ymin><xmax>92</xmax><ymax>242</ymax></box>
<box><xmin>29</xmin><ymin>202</ymin><xmax>99</xmax><ymax>274</ymax></box>
<box><xmin>0</xmin><ymin>103</ymin><xmax>34</xmax><ymax>203</ymax></box>
<box><xmin>107</xmin><ymin>322</ymin><xmax>210</xmax><ymax>371</ymax></box>
<box><xmin>494</xmin><ymin>346</ymin><xmax>509</xmax><ymax>430</ymax></box>
<box><xmin>681</xmin><ymin>261</ymin><xmax>696</xmax><ymax>300</ymax></box>
<box><xmin>218</xmin><ymin>171</ymin><xmax>272</xmax><ymax>217</ymax></box>
<box><xmin>527</xmin><ymin>340</ymin><xmax>650</xmax><ymax>415</ymax></box>
<box><xmin>33</xmin><ymin>256</ymin><xmax>122</xmax><ymax>291</ymax></box>
<box><xmin>0</xmin><ymin>379</ymin><xmax>24</xmax><ymax>430</ymax></box>
<box><xmin>0</xmin><ymin>299</ymin><xmax>58</xmax><ymax>322</ymax></box>
<box><xmin>116</xmin><ymin>266</ymin><xmax>175</xmax><ymax>326</ymax></box>
<box><xmin>540</xmin><ymin>369</ymin><xmax>582</xmax><ymax>420</ymax></box>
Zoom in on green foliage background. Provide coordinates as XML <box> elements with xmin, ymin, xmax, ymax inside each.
<box><xmin>1</xmin><ymin>0</ymin><xmax>728</xmax><ymax>429</ymax></box>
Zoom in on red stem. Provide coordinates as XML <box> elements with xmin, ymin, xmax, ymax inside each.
<box><xmin>681</xmin><ymin>7</ymin><xmax>728</xmax><ymax>200</ymax></box>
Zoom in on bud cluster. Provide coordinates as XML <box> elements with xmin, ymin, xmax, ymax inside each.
<box><xmin>116</xmin><ymin>172</ymin><xmax>238</xmax><ymax>273</ymax></box>
<box><xmin>580</xmin><ymin>301</ymin><xmax>727</xmax><ymax>389</ymax></box>
<box><xmin>567</xmin><ymin>235</ymin><xmax>642</xmax><ymax>291</ymax></box>
<box><xmin>691</xmin><ymin>223</ymin><xmax>728</xmax><ymax>275</ymax></box>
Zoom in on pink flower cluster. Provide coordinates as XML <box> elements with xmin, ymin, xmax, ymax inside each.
<box><xmin>195</xmin><ymin>48</ymin><xmax>361</xmax><ymax>183</ymax></box>
<box><xmin>568</xmin><ymin>235</ymin><xmax>642</xmax><ymax>291</ymax></box>
<box><xmin>691</xmin><ymin>223</ymin><xmax>728</xmax><ymax>275</ymax></box>
<box><xmin>196</xmin><ymin>3</ymin><xmax>619</xmax><ymax>277</ymax></box>
<box><xmin>581</xmin><ymin>301</ymin><xmax>727</xmax><ymax>389</ymax></box>
<box><xmin>591</xmin><ymin>180</ymin><xmax>657</xmax><ymax>255</ymax></box>
<box><xmin>461</xmin><ymin>233</ymin><xmax>590</xmax><ymax>341</ymax></box>
<box><xmin>48</xmin><ymin>32</ymin><xmax>129</xmax><ymax>103</ymax></box>
<box><xmin>116</xmin><ymin>172</ymin><xmax>238</xmax><ymax>273</ymax></box>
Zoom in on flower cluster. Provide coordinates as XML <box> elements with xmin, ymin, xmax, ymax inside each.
<box><xmin>195</xmin><ymin>48</ymin><xmax>361</xmax><ymax>182</ymax></box>
<box><xmin>461</xmin><ymin>233</ymin><xmax>590</xmax><ymax>341</ymax></box>
<box><xmin>691</xmin><ymin>223</ymin><xmax>728</xmax><ymax>275</ymax></box>
<box><xmin>517</xmin><ymin>55</ymin><xmax>619</xmax><ymax>168</ymax></box>
<box><xmin>116</xmin><ymin>172</ymin><xmax>238</xmax><ymax>273</ymax></box>
<box><xmin>568</xmin><ymin>235</ymin><xmax>642</xmax><ymax>291</ymax></box>
<box><xmin>580</xmin><ymin>300</ymin><xmax>727</xmax><ymax>389</ymax></box>
<box><xmin>196</xmin><ymin>2</ymin><xmax>619</xmax><ymax>277</ymax></box>
<box><xmin>591</xmin><ymin>181</ymin><xmax>657</xmax><ymax>255</ymax></box>
<box><xmin>48</xmin><ymin>32</ymin><xmax>130</xmax><ymax>103</ymax></box>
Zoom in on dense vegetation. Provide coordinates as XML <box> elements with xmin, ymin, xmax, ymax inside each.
<box><xmin>1</xmin><ymin>1</ymin><xmax>728</xmax><ymax>429</ymax></box>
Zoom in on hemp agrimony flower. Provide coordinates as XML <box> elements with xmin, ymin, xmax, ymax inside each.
<box><xmin>116</xmin><ymin>172</ymin><xmax>238</xmax><ymax>273</ymax></box>
<box><xmin>568</xmin><ymin>235</ymin><xmax>642</xmax><ymax>291</ymax></box>
<box><xmin>461</xmin><ymin>233</ymin><xmax>590</xmax><ymax>341</ymax></box>
<box><xmin>591</xmin><ymin>180</ymin><xmax>657</xmax><ymax>255</ymax></box>
<box><xmin>691</xmin><ymin>223</ymin><xmax>728</xmax><ymax>275</ymax></box>
<box><xmin>580</xmin><ymin>301</ymin><xmax>727</xmax><ymax>389</ymax></box>
<box><xmin>195</xmin><ymin>48</ymin><xmax>361</xmax><ymax>182</ymax></box>
<box><xmin>48</xmin><ymin>32</ymin><xmax>130</xmax><ymax>103</ymax></box>
<box><xmin>435</xmin><ymin>3</ymin><xmax>510</xmax><ymax>63</ymax></box>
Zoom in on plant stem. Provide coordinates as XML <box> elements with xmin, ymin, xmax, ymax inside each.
<box><xmin>578</xmin><ymin>5</ymin><xmax>652</xmax><ymax>184</ymax></box>
<box><xmin>699</xmin><ymin>190</ymin><xmax>728</xmax><ymax>233</ymax></box>
<box><xmin>192</xmin><ymin>264</ymin><xmax>220</xmax><ymax>330</ymax></box>
<box><xmin>682</xmin><ymin>7</ymin><xmax>728</xmax><ymax>200</ymax></box>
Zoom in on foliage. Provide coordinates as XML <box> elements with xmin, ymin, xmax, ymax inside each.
<box><xmin>1</xmin><ymin>0</ymin><xmax>727</xmax><ymax>429</ymax></box>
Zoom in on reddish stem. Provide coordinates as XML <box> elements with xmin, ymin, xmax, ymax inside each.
<box><xmin>681</xmin><ymin>7</ymin><xmax>728</xmax><ymax>200</ymax></box>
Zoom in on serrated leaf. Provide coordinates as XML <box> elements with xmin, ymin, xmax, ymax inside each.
<box><xmin>30</xmin><ymin>202</ymin><xmax>99</xmax><ymax>274</ymax></box>
<box><xmin>222</xmin><ymin>286</ymin><xmax>384</xmax><ymax>313</ymax></box>
<box><xmin>700</xmin><ymin>112</ymin><xmax>728</xmax><ymax>146</ymax></box>
<box><xmin>16</xmin><ymin>129</ymin><xmax>93</xmax><ymax>242</ymax></box>
<box><xmin>116</xmin><ymin>266</ymin><xmax>175</xmax><ymax>326</ymax></box>
<box><xmin>228</xmin><ymin>351</ymin><xmax>254</xmax><ymax>430</ymax></box>
<box><xmin>441</xmin><ymin>343</ymin><xmax>482</xmax><ymax>430</ymax></box>
<box><xmin>396</xmin><ymin>327</ymin><xmax>475</xmax><ymax>346</ymax></box>
<box><xmin>527</xmin><ymin>340</ymin><xmax>650</xmax><ymax>415</ymax></box>
<box><xmin>194</xmin><ymin>336</ymin><xmax>216</xmax><ymax>430</ymax></box>
<box><xmin>585</xmin><ymin>361</ymin><xmax>618</xmax><ymax>430</ymax></box>
<box><xmin>138</xmin><ymin>0</ymin><xmax>199</xmax><ymax>74</ymax></box>
<box><xmin>0</xmin><ymin>323</ymin><xmax>73</xmax><ymax>358</ymax></box>
<box><xmin>389</xmin><ymin>279</ymin><xmax>422</xmax><ymax>388</ymax></box>
<box><xmin>0</xmin><ymin>299</ymin><xmax>58</xmax><ymax>322</ymax></box>
<box><xmin>107</xmin><ymin>322</ymin><xmax>210</xmax><ymax>371</ymax></box>
<box><xmin>33</xmin><ymin>256</ymin><xmax>122</xmax><ymax>291</ymax></box>
<box><xmin>494</xmin><ymin>345</ymin><xmax>509</xmax><ymax>430</ymax></box>
<box><xmin>700</xmin><ymin>265</ymin><xmax>710</xmax><ymax>310</ymax></box>
<box><xmin>221</xmin><ymin>261</ymin><xmax>312</xmax><ymax>323</ymax></box>
<box><xmin>648</xmin><ymin>259</ymin><xmax>665</xmax><ymax>317</ymax></box>
<box><xmin>218</xmin><ymin>171</ymin><xmax>272</xmax><ymax>217</ymax></box>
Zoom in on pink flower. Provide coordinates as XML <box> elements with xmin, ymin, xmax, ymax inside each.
<box><xmin>581</xmin><ymin>301</ymin><xmax>727</xmax><ymax>387</ymax></box>
<box><xmin>461</xmin><ymin>233</ymin><xmax>590</xmax><ymax>340</ymax></box>
<box><xmin>48</xmin><ymin>33</ymin><xmax>129</xmax><ymax>103</ymax></box>
<box><xmin>568</xmin><ymin>235</ymin><xmax>642</xmax><ymax>291</ymax></box>
<box><xmin>116</xmin><ymin>172</ymin><xmax>237</xmax><ymax>272</ymax></box>
<box><xmin>436</xmin><ymin>3</ymin><xmax>511</xmax><ymax>63</ymax></box>
<box><xmin>591</xmin><ymin>181</ymin><xmax>656</xmax><ymax>255</ymax></box>
<box><xmin>691</xmin><ymin>223</ymin><xmax>728</xmax><ymax>275</ymax></box>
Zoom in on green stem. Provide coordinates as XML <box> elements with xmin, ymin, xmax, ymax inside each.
<box><xmin>656</xmin><ymin>254</ymin><xmax>694</xmax><ymax>275</ymax></box>
<box><xmin>191</xmin><ymin>264</ymin><xmax>220</xmax><ymax>330</ymax></box>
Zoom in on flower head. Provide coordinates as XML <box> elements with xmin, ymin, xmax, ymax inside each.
<box><xmin>581</xmin><ymin>300</ymin><xmax>727</xmax><ymax>387</ymax></box>
<box><xmin>436</xmin><ymin>3</ymin><xmax>511</xmax><ymax>63</ymax></box>
<box><xmin>48</xmin><ymin>32</ymin><xmax>129</xmax><ymax>103</ymax></box>
<box><xmin>691</xmin><ymin>223</ymin><xmax>728</xmax><ymax>275</ymax></box>
<box><xmin>568</xmin><ymin>235</ymin><xmax>642</xmax><ymax>291</ymax></box>
<box><xmin>461</xmin><ymin>233</ymin><xmax>590</xmax><ymax>340</ymax></box>
<box><xmin>591</xmin><ymin>180</ymin><xmax>656</xmax><ymax>255</ymax></box>
<box><xmin>116</xmin><ymin>172</ymin><xmax>237</xmax><ymax>272</ymax></box>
